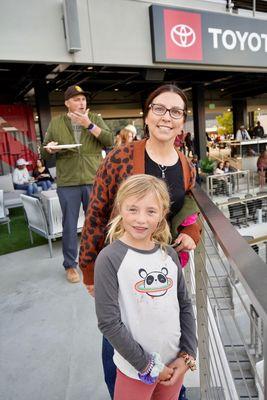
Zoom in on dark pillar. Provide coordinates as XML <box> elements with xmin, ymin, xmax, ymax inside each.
<box><xmin>248</xmin><ymin>111</ymin><xmax>255</xmax><ymax>132</ymax></box>
<box><xmin>34</xmin><ymin>79</ymin><xmax>52</xmax><ymax>142</ymax></box>
<box><xmin>232</xmin><ymin>98</ymin><xmax>247</xmax><ymax>138</ymax></box>
<box><xmin>192</xmin><ymin>83</ymin><xmax>206</xmax><ymax>161</ymax></box>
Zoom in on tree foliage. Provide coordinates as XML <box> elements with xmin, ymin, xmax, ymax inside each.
<box><xmin>216</xmin><ymin>112</ymin><xmax>233</xmax><ymax>135</ymax></box>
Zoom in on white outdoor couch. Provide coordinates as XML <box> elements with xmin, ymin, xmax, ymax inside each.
<box><xmin>0</xmin><ymin>174</ymin><xmax>26</xmax><ymax>210</ymax></box>
<box><xmin>0</xmin><ymin>170</ymin><xmax>57</xmax><ymax>211</ymax></box>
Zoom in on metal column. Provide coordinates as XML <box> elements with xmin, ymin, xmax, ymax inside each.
<box><xmin>192</xmin><ymin>83</ymin><xmax>206</xmax><ymax>161</ymax></box>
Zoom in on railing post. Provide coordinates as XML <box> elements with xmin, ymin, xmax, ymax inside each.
<box><xmin>195</xmin><ymin>230</ymin><xmax>210</xmax><ymax>399</ymax></box>
<box><xmin>264</xmin><ymin>322</ymin><xmax>267</xmax><ymax>399</ymax></box>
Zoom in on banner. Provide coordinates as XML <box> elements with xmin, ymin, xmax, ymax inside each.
<box><xmin>150</xmin><ymin>5</ymin><xmax>267</xmax><ymax>68</ymax></box>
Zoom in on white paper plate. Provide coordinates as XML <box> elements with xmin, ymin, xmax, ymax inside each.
<box><xmin>44</xmin><ymin>144</ymin><xmax>82</xmax><ymax>150</ymax></box>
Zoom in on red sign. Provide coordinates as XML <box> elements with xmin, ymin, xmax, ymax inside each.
<box><xmin>164</xmin><ymin>9</ymin><xmax>203</xmax><ymax>61</ymax></box>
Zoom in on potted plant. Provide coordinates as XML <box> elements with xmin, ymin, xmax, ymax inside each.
<box><xmin>200</xmin><ymin>157</ymin><xmax>215</xmax><ymax>174</ymax></box>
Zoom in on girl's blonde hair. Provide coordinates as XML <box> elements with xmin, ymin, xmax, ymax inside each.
<box><xmin>114</xmin><ymin>128</ymin><xmax>133</xmax><ymax>147</ymax></box>
<box><xmin>107</xmin><ymin>174</ymin><xmax>172</xmax><ymax>246</ymax></box>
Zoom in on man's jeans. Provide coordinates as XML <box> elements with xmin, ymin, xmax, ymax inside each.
<box><xmin>102</xmin><ymin>337</ymin><xmax>187</xmax><ymax>400</ymax></box>
<box><xmin>14</xmin><ymin>183</ymin><xmax>38</xmax><ymax>196</ymax></box>
<box><xmin>57</xmin><ymin>185</ymin><xmax>92</xmax><ymax>269</ymax></box>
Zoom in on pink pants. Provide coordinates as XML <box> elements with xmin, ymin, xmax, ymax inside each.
<box><xmin>114</xmin><ymin>369</ymin><xmax>183</xmax><ymax>400</ymax></box>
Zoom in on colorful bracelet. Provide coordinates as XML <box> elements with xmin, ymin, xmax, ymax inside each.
<box><xmin>138</xmin><ymin>353</ymin><xmax>164</xmax><ymax>385</ymax></box>
<box><xmin>178</xmin><ymin>351</ymin><xmax>197</xmax><ymax>371</ymax></box>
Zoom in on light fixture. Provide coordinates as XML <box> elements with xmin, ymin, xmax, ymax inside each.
<box><xmin>257</xmin><ymin>107</ymin><xmax>261</xmax><ymax>111</ymax></box>
<box><xmin>139</xmin><ymin>111</ymin><xmax>143</xmax><ymax>115</ymax></box>
<box><xmin>227</xmin><ymin>108</ymin><xmax>231</xmax><ymax>112</ymax></box>
<box><xmin>114</xmin><ymin>88</ymin><xmax>119</xmax><ymax>91</ymax></box>
<box><xmin>188</xmin><ymin>110</ymin><xmax>192</xmax><ymax>114</ymax></box>
<box><xmin>87</xmin><ymin>66</ymin><xmax>93</xmax><ymax>70</ymax></box>
<box><xmin>220</xmin><ymin>88</ymin><xmax>224</xmax><ymax>92</ymax></box>
<box><xmin>63</xmin><ymin>0</ymin><xmax>81</xmax><ymax>53</ymax></box>
<box><xmin>98</xmin><ymin>113</ymin><xmax>101</xmax><ymax>116</ymax></box>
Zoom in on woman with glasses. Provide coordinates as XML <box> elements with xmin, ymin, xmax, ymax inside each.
<box><xmin>79</xmin><ymin>84</ymin><xmax>199</xmax><ymax>400</ymax></box>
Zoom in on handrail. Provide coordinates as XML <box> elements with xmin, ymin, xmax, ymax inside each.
<box><xmin>248</xmin><ymin>235</ymin><xmax>267</xmax><ymax>246</ymax></box>
<box><xmin>208</xmin><ymin>169</ymin><xmax>250</xmax><ymax>179</ymax></box>
<box><xmin>191</xmin><ymin>185</ymin><xmax>267</xmax><ymax>321</ymax></box>
<box><xmin>218</xmin><ymin>193</ymin><xmax>267</xmax><ymax>207</ymax></box>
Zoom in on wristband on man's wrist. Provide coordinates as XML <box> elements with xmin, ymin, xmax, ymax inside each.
<box><xmin>87</xmin><ymin>123</ymin><xmax>96</xmax><ymax>132</ymax></box>
<box><xmin>178</xmin><ymin>351</ymin><xmax>197</xmax><ymax>371</ymax></box>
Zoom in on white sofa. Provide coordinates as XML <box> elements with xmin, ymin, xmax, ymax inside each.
<box><xmin>0</xmin><ymin>168</ymin><xmax>57</xmax><ymax>210</ymax></box>
<box><xmin>0</xmin><ymin>174</ymin><xmax>25</xmax><ymax>209</ymax></box>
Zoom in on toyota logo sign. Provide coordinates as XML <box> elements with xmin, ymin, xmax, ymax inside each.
<box><xmin>171</xmin><ymin>24</ymin><xmax>196</xmax><ymax>48</ymax></box>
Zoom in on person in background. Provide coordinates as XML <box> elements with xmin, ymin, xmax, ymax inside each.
<box><xmin>33</xmin><ymin>159</ymin><xmax>53</xmax><ymax>191</ymax></box>
<box><xmin>12</xmin><ymin>158</ymin><xmax>38</xmax><ymax>196</ymax></box>
<box><xmin>174</xmin><ymin>130</ymin><xmax>186</xmax><ymax>154</ymax></box>
<box><xmin>185</xmin><ymin>132</ymin><xmax>194</xmax><ymax>157</ymax></box>
<box><xmin>114</xmin><ymin>124</ymin><xmax>137</xmax><ymax>147</ymax></box>
<box><xmin>257</xmin><ymin>150</ymin><xmax>267</xmax><ymax>189</ymax></box>
<box><xmin>79</xmin><ymin>84</ymin><xmax>200</xmax><ymax>400</ymax></box>
<box><xmin>223</xmin><ymin>160</ymin><xmax>237</xmax><ymax>194</ymax></box>
<box><xmin>214</xmin><ymin>161</ymin><xmax>228</xmax><ymax>196</ymax></box>
<box><xmin>206</xmin><ymin>132</ymin><xmax>212</xmax><ymax>154</ymax></box>
<box><xmin>94</xmin><ymin>175</ymin><xmax>197</xmax><ymax>400</ymax></box>
<box><xmin>253</xmin><ymin>121</ymin><xmax>265</xmax><ymax>139</ymax></box>
<box><xmin>41</xmin><ymin>84</ymin><xmax>113</xmax><ymax>284</ymax></box>
<box><xmin>191</xmin><ymin>155</ymin><xmax>201</xmax><ymax>185</ymax></box>
<box><xmin>236</xmin><ymin>125</ymin><xmax>251</xmax><ymax>141</ymax></box>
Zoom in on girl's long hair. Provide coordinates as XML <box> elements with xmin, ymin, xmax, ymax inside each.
<box><xmin>114</xmin><ymin>128</ymin><xmax>133</xmax><ymax>147</ymax></box>
<box><xmin>106</xmin><ymin>174</ymin><xmax>172</xmax><ymax>246</ymax></box>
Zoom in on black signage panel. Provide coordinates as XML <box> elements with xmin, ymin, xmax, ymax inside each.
<box><xmin>150</xmin><ymin>5</ymin><xmax>267</xmax><ymax>68</ymax></box>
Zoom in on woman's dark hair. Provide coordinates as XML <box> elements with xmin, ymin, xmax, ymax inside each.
<box><xmin>143</xmin><ymin>84</ymin><xmax>188</xmax><ymax>137</ymax></box>
<box><xmin>36</xmin><ymin>158</ymin><xmax>45</xmax><ymax>167</ymax></box>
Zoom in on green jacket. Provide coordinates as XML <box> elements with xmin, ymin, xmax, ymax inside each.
<box><xmin>41</xmin><ymin>112</ymin><xmax>113</xmax><ymax>187</ymax></box>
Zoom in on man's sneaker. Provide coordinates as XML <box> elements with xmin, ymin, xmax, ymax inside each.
<box><xmin>66</xmin><ymin>268</ymin><xmax>80</xmax><ymax>283</ymax></box>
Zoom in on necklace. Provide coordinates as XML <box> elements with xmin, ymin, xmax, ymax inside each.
<box><xmin>158</xmin><ymin>164</ymin><xmax>167</xmax><ymax>179</ymax></box>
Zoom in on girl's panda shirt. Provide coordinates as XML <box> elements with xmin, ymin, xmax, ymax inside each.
<box><xmin>94</xmin><ymin>239</ymin><xmax>197</xmax><ymax>380</ymax></box>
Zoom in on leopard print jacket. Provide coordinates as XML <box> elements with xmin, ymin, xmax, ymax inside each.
<box><xmin>79</xmin><ymin>139</ymin><xmax>199</xmax><ymax>285</ymax></box>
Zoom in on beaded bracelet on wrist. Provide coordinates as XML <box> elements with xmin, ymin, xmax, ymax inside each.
<box><xmin>138</xmin><ymin>353</ymin><xmax>164</xmax><ymax>385</ymax></box>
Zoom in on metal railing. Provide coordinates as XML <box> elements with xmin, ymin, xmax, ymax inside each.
<box><xmin>190</xmin><ymin>186</ymin><xmax>267</xmax><ymax>399</ymax></box>
<box><xmin>216</xmin><ymin>193</ymin><xmax>267</xmax><ymax>229</ymax></box>
<box><xmin>206</xmin><ymin>170</ymin><xmax>251</xmax><ymax>199</ymax></box>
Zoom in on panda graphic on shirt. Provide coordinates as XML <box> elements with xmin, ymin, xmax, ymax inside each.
<box><xmin>135</xmin><ymin>266</ymin><xmax>173</xmax><ymax>298</ymax></box>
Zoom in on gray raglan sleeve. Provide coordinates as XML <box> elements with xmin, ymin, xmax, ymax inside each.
<box><xmin>94</xmin><ymin>246</ymin><xmax>150</xmax><ymax>372</ymax></box>
<box><xmin>168</xmin><ymin>248</ymin><xmax>198</xmax><ymax>359</ymax></box>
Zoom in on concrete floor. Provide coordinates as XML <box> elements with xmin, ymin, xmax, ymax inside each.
<box><xmin>0</xmin><ymin>240</ymin><xmax>110</xmax><ymax>400</ymax></box>
<box><xmin>0</xmin><ymin>240</ymin><xmax>200</xmax><ymax>400</ymax></box>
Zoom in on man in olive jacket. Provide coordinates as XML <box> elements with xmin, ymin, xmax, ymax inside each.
<box><xmin>41</xmin><ymin>85</ymin><xmax>113</xmax><ymax>283</ymax></box>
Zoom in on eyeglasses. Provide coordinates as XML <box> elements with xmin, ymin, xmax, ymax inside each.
<box><xmin>149</xmin><ymin>103</ymin><xmax>185</xmax><ymax>119</ymax></box>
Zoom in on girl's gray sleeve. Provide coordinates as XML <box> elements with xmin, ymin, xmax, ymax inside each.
<box><xmin>169</xmin><ymin>248</ymin><xmax>198</xmax><ymax>358</ymax></box>
<box><xmin>94</xmin><ymin>249</ymin><xmax>150</xmax><ymax>372</ymax></box>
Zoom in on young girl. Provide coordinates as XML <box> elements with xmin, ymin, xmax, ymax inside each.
<box><xmin>94</xmin><ymin>175</ymin><xmax>197</xmax><ymax>400</ymax></box>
